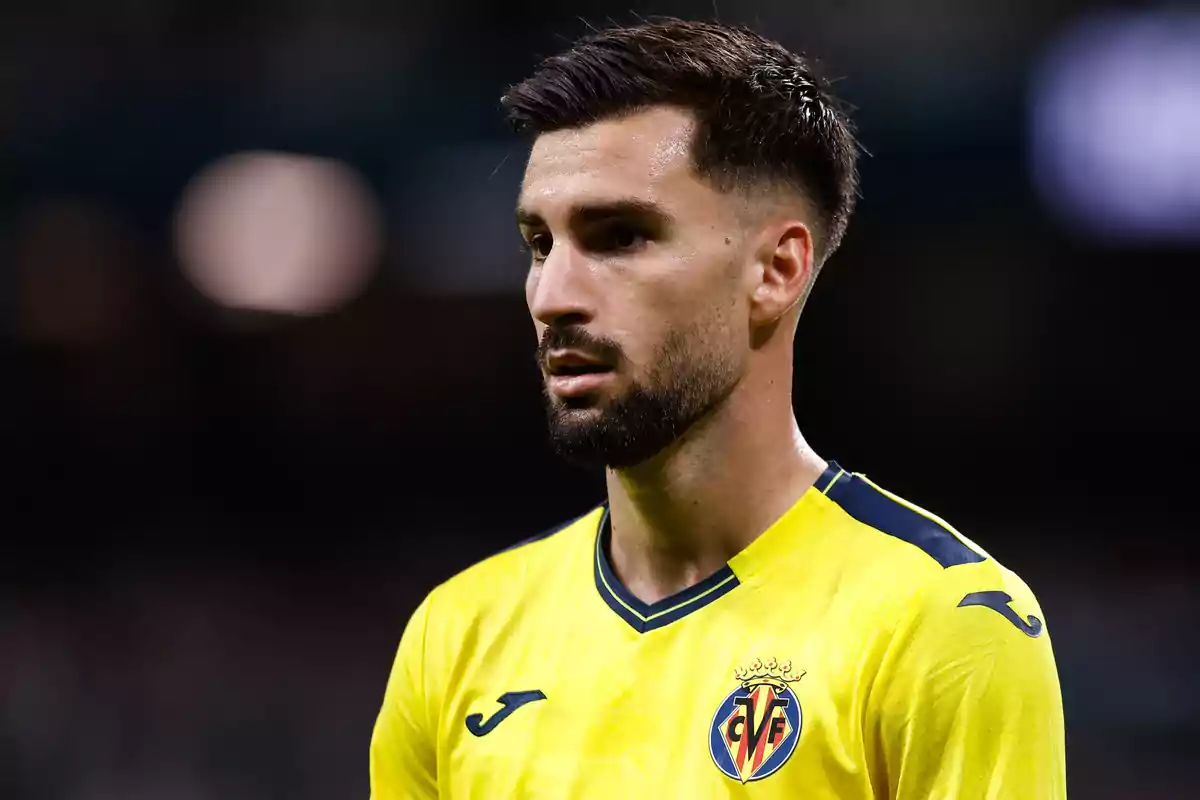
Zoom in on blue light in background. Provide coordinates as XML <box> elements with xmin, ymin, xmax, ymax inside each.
<box><xmin>1030</xmin><ymin>10</ymin><xmax>1200</xmax><ymax>244</ymax></box>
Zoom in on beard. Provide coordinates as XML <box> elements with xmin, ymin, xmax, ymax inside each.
<box><xmin>539</xmin><ymin>323</ymin><xmax>739</xmax><ymax>470</ymax></box>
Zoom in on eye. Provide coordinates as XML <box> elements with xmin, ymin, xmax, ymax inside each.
<box><xmin>611</xmin><ymin>225</ymin><xmax>645</xmax><ymax>250</ymax></box>
<box><xmin>524</xmin><ymin>233</ymin><xmax>553</xmax><ymax>261</ymax></box>
<box><xmin>590</xmin><ymin>223</ymin><xmax>649</xmax><ymax>254</ymax></box>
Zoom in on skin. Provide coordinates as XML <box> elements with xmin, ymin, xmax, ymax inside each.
<box><xmin>517</xmin><ymin>105</ymin><xmax>829</xmax><ymax>605</ymax></box>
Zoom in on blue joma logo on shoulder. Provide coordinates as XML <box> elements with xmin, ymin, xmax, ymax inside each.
<box><xmin>958</xmin><ymin>591</ymin><xmax>1044</xmax><ymax>637</ymax></box>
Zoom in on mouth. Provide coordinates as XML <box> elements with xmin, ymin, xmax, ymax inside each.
<box><xmin>551</xmin><ymin>362</ymin><xmax>611</xmax><ymax>376</ymax></box>
<box><xmin>545</xmin><ymin>351</ymin><xmax>616</xmax><ymax>397</ymax></box>
<box><xmin>547</xmin><ymin>370</ymin><xmax>615</xmax><ymax>398</ymax></box>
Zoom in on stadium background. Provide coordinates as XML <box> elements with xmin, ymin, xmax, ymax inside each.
<box><xmin>1</xmin><ymin>1</ymin><xmax>1196</xmax><ymax>798</ymax></box>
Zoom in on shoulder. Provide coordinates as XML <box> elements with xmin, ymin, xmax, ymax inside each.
<box><xmin>383</xmin><ymin>506</ymin><xmax>604</xmax><ymax>722</ymax></box>
<box><xmin>423</xmin><ymin>504</ymin><xmax>604</xmax><ymax>620</ymax></box>
<box><xmin>819</xmin><ymin>467</ymin><xmax>991</xmax><ymax>572</ymax></box>
<box><xmin>818</xmin><ymin>466</ymin><xmax>1048</xmax><ymax>635</ymax></box>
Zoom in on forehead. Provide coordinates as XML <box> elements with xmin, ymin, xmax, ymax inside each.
<box><xmin>518</xmin><ymin>106</ymin><xmax>710</xmax><ymax>220</ymax></box>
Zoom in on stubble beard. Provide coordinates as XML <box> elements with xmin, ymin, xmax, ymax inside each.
<box><xmin>544</xmin><ymin>327</ymin><xmax>739</xmax><ymax>470</ymax></box>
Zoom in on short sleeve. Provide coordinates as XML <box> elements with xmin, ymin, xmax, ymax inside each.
<box><xmin>370</xmin><ymin>595</ymin><xmax>438</xmax><ymax>800</ymax></box>
<box><xmin>869</xmin><ymin>563</ymin><xmax>1067</xmax><ymax>799</ymax></box>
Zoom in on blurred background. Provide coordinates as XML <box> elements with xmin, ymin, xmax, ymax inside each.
<box><xmin>1</xmin><ymin>1</ymin><xmax>1196</xmax><ymax>798</ymax></box>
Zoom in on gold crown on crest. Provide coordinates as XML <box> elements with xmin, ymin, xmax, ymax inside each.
<box><xmin>734</xmin><ymin>658</ymin><xmax>805</xmax><ymax>691</ymax></box>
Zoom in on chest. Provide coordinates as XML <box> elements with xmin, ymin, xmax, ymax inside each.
<box><xmin>438</xmin><ymin>597</ymin><xmax>885</xmax><ymax>799</ymax></box>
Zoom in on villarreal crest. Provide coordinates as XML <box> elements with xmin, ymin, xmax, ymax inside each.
<box><xmin>709</xmin><ymin>658</ymin><xmax>804</xmax><ymax>783</ymax></box>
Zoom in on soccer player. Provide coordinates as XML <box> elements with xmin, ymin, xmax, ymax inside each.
<box><xmin>370</xmin><ymin>19</ymin><xmax>1066</xmax><ymax>799</ymax></box>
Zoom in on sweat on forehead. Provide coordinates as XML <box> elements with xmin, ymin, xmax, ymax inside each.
<box><xmin>519</xmin><ymin>108</ymin><xmax>698</xmax><ymax>196</ymax></box>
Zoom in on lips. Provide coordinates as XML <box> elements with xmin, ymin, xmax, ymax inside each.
<box><xmin>545</xmin><ymin>350</ymin><xmax>615</xmax><ymax>397</ymax></box>
<box><xmin>545</xmin><ymin>350</ymin><xmax>613</xmax><ymax>377</ymax></box>
<box><xmin>547</xmin><ymin>371</ymin><xmax>615</xmax><ymax>397</ymax></box>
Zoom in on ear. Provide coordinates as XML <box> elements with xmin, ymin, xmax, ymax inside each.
<box><xmin>749</xmin><ymin>221</ymin><xmax>815</xmax><ymax>324</ymax></box>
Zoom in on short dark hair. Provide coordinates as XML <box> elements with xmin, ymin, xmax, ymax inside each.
<box><xmin>501</xmin><ymin>18</ymin><xmax>860</xmax><ymax>264</ymax></box>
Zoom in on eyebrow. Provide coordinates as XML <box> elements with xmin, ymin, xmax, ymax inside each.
<box><xmin>516</xmin><ymin>198</ymin><xmax>670</xmax><ymax>229</ymax></box>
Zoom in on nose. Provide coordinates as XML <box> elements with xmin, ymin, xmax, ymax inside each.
<box><xmin>527</xmin><ymin>243</ymin><xmax>596</xmax><ymax>328</ymax></box>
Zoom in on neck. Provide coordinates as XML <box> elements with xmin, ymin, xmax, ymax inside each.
<box><xmin>603</xmin><ymin>369</ymin><xmax>826</xmax><ymax>605</ymax></box>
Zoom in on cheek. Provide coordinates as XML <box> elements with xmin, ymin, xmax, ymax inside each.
<box><xmin>611</xmin><ymin>323</ymin><xmax>661</xmax><ymax>368</ymax></box>
<box><xmin>614</xmin><ymin>256</ymin><xmax>736</xmax><ymax>362</ymax></box>
<box><xmin>677</xmin><ymin>292</ymin><xmax>744</xmax><ymax>363</ymax></box>
<box><xmin>618</xmin><ymin>311</ymin><xmax>695</xmax><ymax>370</ymax></box>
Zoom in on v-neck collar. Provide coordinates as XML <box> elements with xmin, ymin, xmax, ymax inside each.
<box><xmin>591</xmin><ymin>462</ymin><xmax>843</xmax><ymax>634</ymax></box>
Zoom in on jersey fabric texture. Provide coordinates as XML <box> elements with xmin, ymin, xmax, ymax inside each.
<box><xmin>370</xmin><ymin>462</ymin><xmax>1067</xmax><ymax>799</ymax></box>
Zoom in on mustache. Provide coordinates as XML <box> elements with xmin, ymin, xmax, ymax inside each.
<box><xmin>536</xmin><ymin>327</ymin><xmax>623</xmax><ymax>368</ymax></box>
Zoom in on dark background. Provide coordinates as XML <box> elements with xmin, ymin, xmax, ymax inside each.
<box><xmin>1</xmin><ymin>1</ymin><xmax>1196</xmax><ymax>798</ymax></box>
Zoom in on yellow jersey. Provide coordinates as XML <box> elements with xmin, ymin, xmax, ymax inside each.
<box><xmin>370</xmin><ymin>462</ymin><xmax>1066</xmax><ymax>798</ymax></box>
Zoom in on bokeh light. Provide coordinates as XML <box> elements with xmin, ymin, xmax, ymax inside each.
<box><xmin>173</xmin><ymin>151</ymin><xmax>382</xmax><ymax>315</ymax></box>
<box><xmin>1030</xmin><ymin>10</ymin><xmax>1200</xmax><ymax>243</ymax></box>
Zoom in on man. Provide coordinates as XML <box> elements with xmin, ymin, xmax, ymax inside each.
<box><xmin>370</xmin><ymin>18</ymin><xmax>1066</xmax><ymax>799</ymax></box>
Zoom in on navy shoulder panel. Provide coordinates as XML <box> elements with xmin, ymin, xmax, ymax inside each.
<box><xmin>821</xmin><ymin>465</ymin><xmax>985</xmax><ymax>568</ymax></box>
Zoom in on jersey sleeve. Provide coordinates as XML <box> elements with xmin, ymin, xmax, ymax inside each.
<box><xmin>869</xmin><ymin>562</ymin><xmax>1067</xmax><ymax>799</ymax></box>
<box><xmin>370</xmin><ymin>594</ymin><xmax>438</xmax><ymax>800</ymax></box>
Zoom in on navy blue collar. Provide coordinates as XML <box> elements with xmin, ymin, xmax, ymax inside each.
<box><xmin>592</xmin><ymin>462</ymin><xmax>849</xmax><ymax>633</ymax></box>
<box><xmin>592</xmin><ymin>505</ymin><xmax>741</xmax><ymax>633</ymax></box>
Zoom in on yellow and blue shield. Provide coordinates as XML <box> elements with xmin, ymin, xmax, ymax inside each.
<box><xmin>708</xmin><ymin>660</ymin><xmax>803</xmax><ymax>783</ymax></box>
